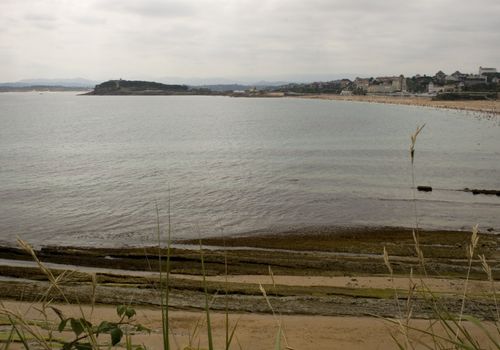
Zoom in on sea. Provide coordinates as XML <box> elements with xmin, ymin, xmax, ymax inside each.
<box><xmin>0</xmin><ymin>92</ymin><xmax>499</xmax><ymax>247</ymax></box>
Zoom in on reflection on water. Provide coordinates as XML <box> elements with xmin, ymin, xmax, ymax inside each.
<box><xmin>0</xmin><ymin>93</ymin><xmax>499</xmax><ymax>247</ymax></box>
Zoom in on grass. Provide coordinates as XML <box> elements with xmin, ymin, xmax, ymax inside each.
<box><xmin>384</xmin><ymin>226</ymin><xmax>500</xmax><ymax>349</ymax></box>
<box><xmin>381</xmin><ymin>125</ymin><xmax>500</xmax><ymax>349</ymax></box>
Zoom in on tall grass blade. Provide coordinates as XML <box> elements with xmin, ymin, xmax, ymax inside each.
<box><xmin>165</xmin><ymin>193</ymin><xmax>172</xmax><ymax>350</ymax></box>
<box><xmin>222</xmin><ymin>228</ymin><xmax>230</xmax><ymax>350</ymax></box>
<box><xmin>6</xmin><ymin>316</ymin><xmax>32</xmax><ymax>350</ymax></box>
<box><xmin>463</xmin><ymin>315</ymin><xmax>500</xmax><ymax>348</ymax></box>
<box><xmin>269</xmin><ymin>266</ymin><xmax>278</xmax><ymax>297</ymax></box>
<box><xmin>274</xmin><ymin>326</ymin><xmax>282</xmax><ymax>350</ymax></box>
<box><xmin>227</xmin><ymin>318</ymin><xmax>241</xmax><ymax>349</ymax></box>
<box><xmin>2</xmin><ymin>325</ymin><xmax>15</xmax><ymax>350</ymax></box>
<box><xmin>156</xmin><ymin>203</ymin><xmax>170</xmax><ymax>350</ymax></box>
<box><xmin>455</xmin><ymin>225</ymin><xmax>480</xmax><ymax>340</ymax></box>
<box><xmin>259</xmin><ymin>284</ymin><xmax>293</xmax><ymax>349</ymax></box>
<box><xmin>199</xmin><ymin>238</ymin><xmax>214</xmax><ymax>350</ymax></box>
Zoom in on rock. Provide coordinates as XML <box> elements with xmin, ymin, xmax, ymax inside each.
<box><xmin>464</xmin><ymin>188</ymin><xmax>500</xmax><ymax>196</ymax></box>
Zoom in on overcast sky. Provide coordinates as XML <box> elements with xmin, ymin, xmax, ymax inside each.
<box><xmin>0</xmin><ymin>0</ymin><xmax>499</xmax><ymax>83</ymax></box>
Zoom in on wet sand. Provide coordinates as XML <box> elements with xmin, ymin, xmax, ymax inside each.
<box><xmin>298</xmin><ymin>94</ymin><xmax>500</xmax><ymax>115</ymax></box>
<box><xmin>0</xmin><ymin>227</ymin><xmax>498</xmax><ymax>320</ymax></box>
<box><xmin>5</xmin><ymin>256</ymin><xmax>498</xmax><ymax>294</ymax></box>
<box><xmin>1</xmin><ymin>227</ymin><xmax>499</xmax><ymax>348</ymax></box>
<box><xmin>185</xmin><ymin>274</ymin><xmax>499</xmax><ymax>295</ymax></box>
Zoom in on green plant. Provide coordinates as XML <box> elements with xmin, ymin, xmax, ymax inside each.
<box><xmin>384</xmin><ymin>125</ymin><xmax>500</xmax><ymax>349</ymax></box>
<box><xmin>55</xmin><ymin>304</ymin><xmax>150</xmax><ymax>350</ymax></box>
<box><xmin>156</xmin><ymin>201</ymin><xmax>171</xmax><ymax>350</ymax></box>
<box><xmin>0</xmin><ymin>240</ymin><xmax>151</xmax><ymax>350</ymax></box>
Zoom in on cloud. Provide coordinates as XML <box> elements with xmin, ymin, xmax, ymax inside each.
<box><xmin>23</xmin><ymin>12</ymin><xmax>58</xmax><ymax>29</ymax></box>
<box><xmin>24</xmin><ymin>13</ymin><xmax>57</xmax><ymax>22</ymax></box>
<box><xmin>0</xmin><ymin>0</ymin><xmax>499</xmax><ymax>81</ymax></box>
<box><xmin>71</xmin><ymin>15</ymin><xmax>107</xmax><ymax>26</ymax></box>
<box><xmin>96</xmin><ymin>0</ymin><xmax>197</xmax><ymax>18</ymax></box>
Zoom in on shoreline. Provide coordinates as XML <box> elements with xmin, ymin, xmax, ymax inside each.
<box><xmin>295</xmin><ymin>94</ymin><xmax>500</xmax><ymax>116</ymax></box>
<box><xmin>5</xmin><ymin>90</ymin><xmax>499</xmax><ymax>116</ymax></box>
<box><xmin>0</xmin><ymin>226</ymin><xmax>498</xmax><ymax>318</ymax></box>
<box><xmin>1</xmin><ymin>227</ymin><xmax>499</xmax><ymax>349</ymax></box>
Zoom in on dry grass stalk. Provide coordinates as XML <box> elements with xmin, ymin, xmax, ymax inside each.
<box><xmin>409</xmin><ymin>125</ymin><xmax>425</xmax><ymax>274</ymax></box>
<box><xmin>479</xmin><ymin>254</ymin><xmax>499</xmax><ymax>321</ymax></box>
<box><xmin>258</xmin><ymin>284</ymin><xmax>294</xmax><ymax>350</ymax></box>
<box><xmin>383</xmin><ymin>246</ymin><xmax>393</xmax><ymax>275</ymax></box>
<box><xmin>409</xmin><ymin>124</ymin><xmax>425</xmax><ymax>164</ymax></box>
<box><xmin>455</xmin><ymin>225</ymin><xmax>481</xmax><ymax>339</ymax></box>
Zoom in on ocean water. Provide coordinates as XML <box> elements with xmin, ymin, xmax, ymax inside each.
<box><xmin>0</xmin><ymin>92</ymin><xmax>499</xmax><ymax>247</ymax></box>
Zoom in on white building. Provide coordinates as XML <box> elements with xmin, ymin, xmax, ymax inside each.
<box><xmin>479</xmin><ymin>66</ymin><xmax>497</xmax><ymax>75</ymax></box>
<box><xmin>428</xmin><ymin>82</ymin><xmax>444</xmax><ymax>94</ymax></box>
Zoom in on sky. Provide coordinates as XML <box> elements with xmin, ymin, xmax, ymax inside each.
<box><xmin>0</xmin><ymin>0</ymin><xmax>499</xmax><ymax>83</ymax></box>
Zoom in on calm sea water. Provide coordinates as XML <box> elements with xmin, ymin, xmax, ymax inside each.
<box><xmin>0</xmin><ymin>92</ymin><xmax>499</xmax><ymax>247</ymax></box>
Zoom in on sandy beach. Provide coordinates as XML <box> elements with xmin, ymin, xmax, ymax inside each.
<box><xmin>2</xmin><ymin>300</ymin><xmax>498</xmax><ymax>350</ymax></box>
<box><xmin>298</xmin><ymin>94</ymin><xmax>500</xmax><ymax>116</ymax></box>
<box><xmin>1</xmin><ymin>227</ymin><xmax>499</xmax><ymax>349</ymax></box>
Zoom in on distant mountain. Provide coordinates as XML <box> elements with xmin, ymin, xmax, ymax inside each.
<box><xmin>163</xmin><ymin>74</ymin><xmax>359</xmax><ymax>85</ymax></box>
<box><xmin>19</xmin><ymin>78</ymin><xmax>97</xmax><ymax>87</ymax></box>
<box><xmin>158</xmin><ymin>74</ymin><xmax>365</xmax><ymax>87</ymax></box>
<box><xmin>256</xmin><ymin>73</ymin><xmax>359</xmax><ymax>83</ymax></box>
<box><xmin>196</xmin><ymin>83</ymin><xmax>284</xmax><ymax>92</ymax></box>
<box><xmin>0</xmin><ymin>78</ymin><xmax>98</xmax><ymax>88</ymax></box>
<box><xmin>251</xmin><ymin>80</ymin><xmax>291</xmax><ymax>87</ymax></box>
<box><xmin>157</xmin><ymin>76</ymin><xmax>244</xmax><ymax>86</ymax></box>
<box><xmin>1</xmin><ymin>74</ymin><xmax>361</xmax><ymax>92</ymax></box>
<box><xmin>1</xmin><ymin>74</ymin><xmax>360</xmax><ymax>89</ymax></box>
<box><xmin>194</xmin><ymin>84</ymin><xmax>248</xmax><ymax>92</ymax></box>
<box><xmin>157</xmin><ymin>76</ymin><xmax>295</xmax><ymax>86</ymax></box>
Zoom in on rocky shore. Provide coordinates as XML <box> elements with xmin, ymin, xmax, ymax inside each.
<box><xmin>0</xmin><ymin>227</ymin><xmax>498</xmax><ymax>319</ymax></box>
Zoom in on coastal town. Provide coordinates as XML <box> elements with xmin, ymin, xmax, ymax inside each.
<box><xmin>2</xmin><ymin>0</ymin><xmax>500</xmax><ymax>348</ymax></box>
<box><xmin>4</xmin><ymin>66</ymin><xmax>498</xmax><ymax>101</ymax></box>
<box><xmin>263</xmin><ymin>66</ymin><xmax>499</xmax><ymax>100</ymax></box>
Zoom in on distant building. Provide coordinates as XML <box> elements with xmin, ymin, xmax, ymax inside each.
<box><xmin>433</xmin><ymin>70</ymin><xmax>447</xmax><ymax>84</ymax></box>
<box><xmin>428</xmin><ymin>81</ymin><xmax>461</xmax><ymax>94</ymax></box>
<box><xmin>445</xmin><ymin>75</ymin><xmax>460</xmax><ymax>83</ymax></box>
<box><xmin>443</xmin><ymin>83</ymin><xmax>460</xmax><ymax>92</ymax></box>
<box><xmin>340</xmin><ymin>90</ymin><xmax>353</xmax><ymax>96</ymax></box>
<box><xmin>464</xmin><ymin>74</ymin><xmax>487</xmax><ymax>87</ymax></box>
<box><xmin>366</xmin><ymin>75</ymin><xmax>406</xmax><ymax>93</ymax></box>
<box><xmin>450</xmin><ymin>71</ymin><xmax>467</xmax><ymax>81</ymax></box>
<box><xmin>353</xmin><ymin>77</ymin><xmax>370</xmax><ymax>91</ymax></box>
<box><xmin>428</xmin><ymin>82</ymin><xmax>444</xmax><ymax>94</ymax></box>
<box><xmin>339</xmin><ymin>79</ymin><xmax>352</xmax><ymax>89</ymax></box>
<box><xmin>231</xmin><ymin>90</ymin><xmax>246</xmax><ymax>96</ymax></box>
<box><xmin>479</xmin><ymin>67</ymin><xmax>497</xmax><ymax>75</ymax></box>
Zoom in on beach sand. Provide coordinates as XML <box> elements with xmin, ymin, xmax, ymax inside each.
<box><xmin>298</xmin><ymin>94</ymin><xmax>500</xmax><ymax>115</ymax></box>
<box><xmin>2</xmin><ymin>300</ymin><xmax>497</xmax><ymax>350</ymax></box>
<box><xmin>181</xmin><ymin>273</ymin><xmax>499</xmax><ymax>295</ymax></box>
<box><xmin>1</xmin><ymin>228</ymin><xmax>499</xmax><ymax>348</ymax></box>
